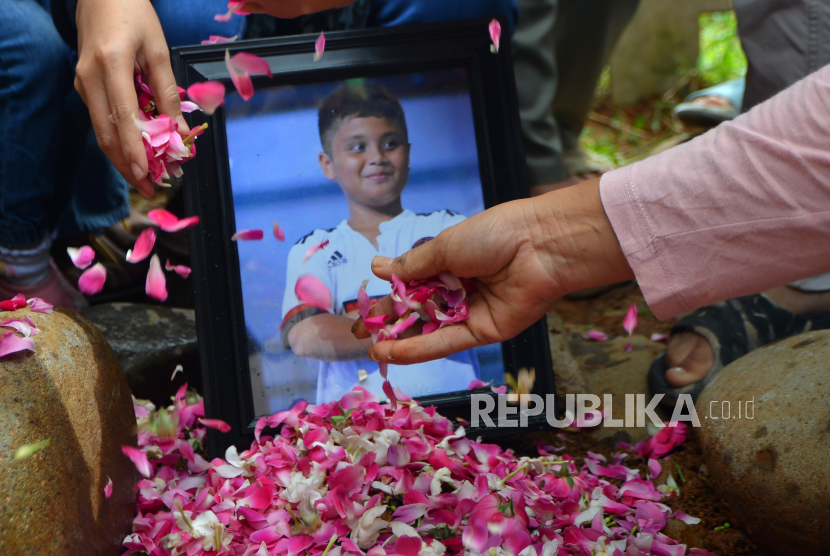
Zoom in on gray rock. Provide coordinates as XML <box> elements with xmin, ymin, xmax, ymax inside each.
<box><xmin>82</xmin><ymin>302</ymin><xmax>201</xmax><ymax>403</ymax></box>
<box><xmin>697</xmin><ymin>330</ymin><xmax>830</xmax><ymax>554</ymax></box>
<box><xmin>0</xmin><ymin>306</ymin><xmax>138</xmax><ymax>554</ymax></box>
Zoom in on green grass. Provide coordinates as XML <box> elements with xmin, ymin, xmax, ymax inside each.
<box><xmin>698</xmin><ymin>11</ymin><xmax>747</xmax><ymax>87</ymax></box>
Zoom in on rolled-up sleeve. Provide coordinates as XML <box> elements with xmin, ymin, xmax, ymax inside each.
<box><xmin>601</xmin><ymin>64</ymin><xmax>830</xmax><ymax>319</ymax></box>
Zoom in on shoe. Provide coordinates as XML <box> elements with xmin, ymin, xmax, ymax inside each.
<box><xmin>0</xmin><ymin>259</ymin><xmax>83</xmax><ymax>311</ymax></box>
<box><xmin>673</xmin><ymin>78</ymin><xmax>744</xmax><ymax>128</ymax></box>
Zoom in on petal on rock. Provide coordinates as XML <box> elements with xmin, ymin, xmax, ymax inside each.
<box><xmin>126</xmin><ymin>228</ymin><xmax>156</xmax><ymax>263</ymax></box>
<box><xmin>187</xmin><ymin>81</ymin><xmax>226</xmax><ymax>115</ymax></box>
<box><xmin>146</xmin><ymin>255</ymin><xmax>168</xmax><ymax>302</ymax></box>
<box><xmin>302</xmin><ymin>239</ymin><xmax>329</xmax><ymax>265</ymax></box>
<box><xmin>0</xmin><ymin>318</ymin><xmax>33</xmax><ymax>337</ymax></box>
<box><xmin>295</xmin><ymin>275</ymin><xmax>332</xmax><ymax>312</ymax></box>
<box><xmin>314</xmin><ymin>31</ymin><xmax>326</xmax><ymax>61</ymax></box>
<box><xmin>104</xmin><ymin>476</ymin><xmax>113</xmax><ymax>499</ymax></box>
<box><xmin>121</xmin><ymin>445</ymin><xmax>152</xmax><ymax>478</ymax></box>
<box><xmin>78</xmin><ymin>263</ymin><xmax>107</xmax><ymax>296</ymax></box>
<box><xmin>0</xmin><ymin>331</ymin><xmax>35</xmax><ymax>358</ymax></box>
<box><xmin>67</xmin><ymin>245</ymin><xmax>95</xmax><ymax>269</ymax></box>
<box><xmin>199</xmin><ymin>418</ymin><xmax>232</xmax><ymax>433</ymax></box>
<box><xmin>273</xmin><ymin>221</ymin><xmax>286</xmax><ymax>241</ymax></box>
<box><xmin>232</xmin><ymin>229</ymin><xmax>264</xmax><ymax>241</ymax></box>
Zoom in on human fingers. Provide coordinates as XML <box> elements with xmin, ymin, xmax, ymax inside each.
<box><xmin>368</xmin><ymin>324</ymin><xmax>480</xmax><ymax>365</ymax></box>
<box><xmin>371</xmin><ymin>233</ymin><xmax>449</xmax><ymax>283</ymax></box>
<box><xmin>664</xmin><ymin>331</ymin><xmax>715</xmax><ymax>387</ymax></box>
<box><xmin>141</xmin><ymin>43</ymin><xmax>190</xmax><ymax>134</ymax></box>
<box><xmin>351</xmin><ymin>295</ymin><xmax>396</xmax><ymax>339</ymax></box>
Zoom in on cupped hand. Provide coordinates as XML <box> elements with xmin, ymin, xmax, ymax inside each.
<box><xmin>74</xmin><ymin>0</ymin><xmax>189</xmax><ymax>199</ymax></box>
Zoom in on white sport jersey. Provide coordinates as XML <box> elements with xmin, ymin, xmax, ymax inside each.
<box><xmin>281</xmin><ymin>209</ymin><xmax>480</xmax><ymax>404</ymax></box>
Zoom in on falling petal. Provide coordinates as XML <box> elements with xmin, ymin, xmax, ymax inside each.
<box><xmin>27</xmin><ymin>297</ymin><xmax>53</xmax><ymax>314</ymax></box>
<box><xmin>231</xmin><ymin>229</ymin><xmax>264</xmax><ymax>241</ymax></box>
<box><xmin>295</xmin><ymin>275</ymin><xmax>332</xmax><ymax>312</ymax></box>
<box><xmin>146</xmin><ymin>255</ymin><xmax>168</xmax><ymax>302</ymax></box>
<box><xmin>170</xmin><ymin>364</ymin><xmax>184</xmax><ymax>381</ymax></box>
<box><xmin>467</xmin><ymin>379</ymin><xmax>492</xmax><ymax>390</ymax></box>
<box><xmin>358</xmin><ymin>279</ymin><xmax>371</xmax><ymax>318</ymax></box>
<box><xmin>651</xmin><ymin>333</ymin><xmax>669</xmax><ymax>342</ymax></box>
<box><xmin>78</xmin><ymin>263</ymin><xmax>107</xmax><ymax>296</ymax></box>
<box><xmin>67</xmin><ymin>245</ymin><xmax>95</xmax><ymax>269</ymax></box>
<box><xmin>199</xmin><ymin>418</ymin><xmax>232</xmax><ymax>432</ymax></box>
<box><xmin>104</xmin><ymin>476</ymin><xmax>113</xmax><ymax>498</ymax></box>
<box><xmin>164</xmin><ymin>260</ymin><xmax>192</xmax><ymax>278</ymax></box>
<box><xmin>382</xmin><ymin>380</ymin><xmax>397</xmax><ymax>411</ymax></box>
<box><xmin>147</xmin><ymin>209</ymin><xmax>200</xmax><ymax>232</ymax></box>
<box><xmin>623</xmin><ymin>304</ymin><xmax>638</xmax><ymax>337</ymax></box>
<box><xmin>180</xmin><ymin>101</ymin><xmax>200</xmax><ymax>113</ymax></box>
<box><xmin>13</xmin><ymin>438</ymin><xmax>49</xmax><ymax>461</ymax></box>
<box><xmin>585</xmin><ymin>330</ymin><xmax>608</xmax><ymax>341</ymax></box>
<box><xmin>489</xmin><ymin>19</ymin><xmax>501</xmax><ymax>53</ymax></box>
<box><xmin>273</xmin><ymin>221</ymin><xmax>285</xmax><ymax>241</ymax></box>
<box><xmin>121</xmin><ymin>445</ymin><xmax>152</xmax><ymax>478</ymax></box>
<box><xmin>187</xmin><ymin>81</ymin><xmax>226</xmax><ymax>115</ymax></box>
<box><xmin>230</xmin><ymin>52</ymin><xmax>273</xmax><ymax>77</ymax></box>
<box><xmin>0</xmin><ymin>331</ymin><xmax>35</xmax><ymax>358</ymax></box>
<box><xmin>201</xmin><ymin>35</ymin><xmax>238</xmax><ymax>45</ymax></box>
<box><xmin>491</xmin><ymin>385</ymin><xmax>507</xmax><ymax>395</ymax></box>
<box><xmin>357</xmin><ymin>369</ymin><xmax>368</xmax><ymax>382</ymax></box>
<box><xmin>126</xmin><ymin>228</ymin><xmax>156</xmax><ymax>263</ymax></box>
<box><xmin>379</xmin><ymin>360</ymin><xmax>388</xmax><ymax>380</ymax></box>
<box><xmin>214</xmin><ymin>9</ymin><xmax>234</xmax><ymax>22</ymax></box>
<box><xmin>314</xmin><ymin>31</ymin><xmax>326</xmax><ymax>61</ymax></box>
<box><xmin>226</xmin><ymin>49</ymin><xmax>254</xmax><ymax>101</ymax></box>
<box><xmin>302</xmin><ymin>239</ymin><xmax>329</xmax><ymax>265</ymax></box>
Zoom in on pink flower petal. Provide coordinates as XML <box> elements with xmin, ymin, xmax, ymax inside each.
<box><xmin>467</xmin><ymin>379</ymin><xmax>491</xmax><ymax>390</ymax></box>
<box><xmin>648</xmin><ymin>458</ymin><xmax>662</xmax><ymax>479</ymax></box>
<box><xmin>491</xmin><ymin>385</ymin><xmax>507</xmax><ymax>395</ymax></box>
<box><xmin>625</xmin><ymin>342</ymin><xmax>633</xmax><ymax>352</ymax></box>
<box><xmin>388</xmin><ymin>313</ymin><xmax>419</xmax><ymax>337</ymax></box>
<box><xmin>674</xmin><ymin>510</ymin><xmax>701</xmax><ymax>525</ymax></box>
<box><xmin>489</xmin><ymin>19</ymin><xmax>501</xmax><ymax>53</ymax></box>
<box><xmin>273</xmin><ymin>221</ymin><xmax>285</xmax><ymax>241</ymax></box>
<box><xmin>165</xmin><ymin>260</ymin><xmax>192</xmax><ymax>278</ymax></box>
<box><xmin>231</xmin><ymin>229</ymin><xmax>264</xmax><ymax>241</ymax></box>
<box><xmin>126</xmin><ymin>228</ymin><xmax>156</xmax><ymax>263</ymax></box>
<box><xmin>382</xmin><ymin>380</ymin><xmax>397</xmax><ymax>411</ymax></box>
<box><xmin>651</xmin><ymin>333</ymin><xmax>669</xmax><ymax>342</ymax></box>
<box><xmin>226</xmin><ymin>49</ymin><xmax>254</xmax><ymax>101</ymax></box>
<box><xmin>214</xmin><ymin>9</ymin><xmax>234</xmax><ymax>22</ymax></box>
<box><xmin>1</xmin><ymin>318</ymin><xmax>34</xmax><ymax>337</ymax></box>
<box><xmin>585</xmin><ymin>330</ymin><xmax>608</xmax><ymax>341</ymax></box>
<box><xmin>78</xmin><ymin>263</ymin><xmax>107</xmax><ymax>296</ymax></box>
<box><xmin>202</xmin><ymin>35</ymin><xmax>238</xmax><ymax>45</ymax></box>
<box><xmin>0</xmin><ymin>331</ymin><xmax>34</xmax><ymax>358</ymax></box>
<box><xmin>147</xmin><ymin>209</ymin><xmax>200</xmax><ymax>232</ymax></box>
<box><xmin>302</xmin><ymin>239</ymin><xmax>329</xmax><ymax>265</ymax></box>
<box><xmin>199</xmin><ymin>418</ymin><xmax>232</xmax><ymax>433</ymax></box>
<box><xmin>180</xmin><ymin>101</ymin><xmax>200</xmax><ymax>113</ymax></box>
<box><xmin>358</xmin><ymin>280</ymin><xmax>371</xmax><ymax>318</ymax></box>
<box><xmin>146</xmin><ymin>255</ymin><xmax>168</xmax><ymax>302</ymax></box>
<box><xmin>104</xmin><ymin>476</ymin><xmax>113</xmax><ymax>499</ymax></box>
<box><xmin>187</xmin><ymin>81</ymin><xmax>226</xmax><ymax>116</ymax></box>
<box><xmin>623</xmin><ymin>304</ymin><xmax>638</xmax><ymax>337</ymax></box>
<box><xmin>230</xmin><ymin>52</ymin><xmax>273</xmax><ymax>78</ymax></box>
<box><xmin>295</xmin><ymin>275</ymin><xmax>332</xmax><ymax>312</ymax></box>
<box><xmin>314</xmin><ymin>31</ymin><xmax>326</xmax><ymax>61</ymax></box>
<box><xmin>27</xmin><ymin>297</ymin><xmax>52</xmax><ymax>314</ymax></box>
<box><xmin>67</xmin><ymin>245</ymin><xmax>95</xmax><ymax>269</ymax></box>
<box><xmin>121</xmin><ymin>445</ymin><xmax>152</xmax><ymax>478</ymax></box>
<box><xmin>11</xmin><ymin>293</ymin><xmax>27</xmax><ymax>308</ymax></box>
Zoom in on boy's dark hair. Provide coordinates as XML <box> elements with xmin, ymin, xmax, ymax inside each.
<box><xmin>318</xmin><ymin>84</ymin><xmax>408</xmax><ymax>154</ymax></box>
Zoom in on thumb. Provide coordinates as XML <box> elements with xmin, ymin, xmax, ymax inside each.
<box><xmin>143</xmin><ymin>49</ymin><xmax>190</xmax><ymax>134</ymax></box>
<box><xmin>372</xmin><ymin>234</ymin><xmax>449</xmax><ymax>282</ymax></box>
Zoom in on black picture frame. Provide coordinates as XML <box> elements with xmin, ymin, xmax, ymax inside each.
<box><xmin>172</xmin><ymin>18</ymin><xmax>555</xmax><ymax>459</ymax></box>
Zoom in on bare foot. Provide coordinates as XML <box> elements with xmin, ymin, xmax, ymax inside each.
<box><xmin>664</xmin><ymin>285</ymin><xmax>830</xmax><ymax>387</ymax></box>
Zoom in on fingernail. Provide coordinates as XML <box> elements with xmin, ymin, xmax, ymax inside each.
<box><xmin>387</xmin><ymin>353</ymin><xmax>394</xmax><ymax>361</ymax></box>
<box><xmin>368</xmin><ymin>347</ymin><xmax>377</xmax><ymax>362</ymax></box>
<box><xmin>131</xmin><ymin>163</ymin><xmax>145</xmax><ymax>180</ymax></box>
<box><xmin>668</xmin><ymin>367</ymin><xmax>686</xmax><ymax>375</ymax></box>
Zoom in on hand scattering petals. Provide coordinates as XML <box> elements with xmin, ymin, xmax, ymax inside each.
<box><xmin>78</xmin><ymin>263</ymin><xmax>107</xmax><ymax>296</ymax></box>
<box><xmin>104</xmin><ymin>476</ymin><xmax>113</xmax><ymax>499</ymax></box>
<box><xmin>489</xmin><ymin>19</ymin><xmax>501</xmax><ymax>53</ymax></box>
<box><xmin>231</xmin><ymin>229</ymin><xmax>264</xmax><ymax>241</ymax></box>
<box><xmin>187</xmin><ymin>81</ymin><xmax>226</xmax><ymax>115</ymax></box>
<box><xmin>126</xmin><ymin>228</ymin><xmax>156</xmax><ymax>263</ymax></box>
<box><xmin>295</xmin><ymin>275</ymin><xmax>332</xmax><ymax>311</ymax></box>
<box><xmin>146</xmin><ymin>255</ymin><xmax>168</xmax><ymax>302</ymax></box>
<box><xmin>0</xmin><ymin>331</ymin><xmax>35</xmax><ymax>358</ymax></box>
<box><xmin>273</xmin><ymin>220</ymin><xmax>285</xmax><ymax>241</ymax></box>
<box><xmin>314</xmin><ymin>31</ymin><xmax>326</xmax><ymax>61</ymax></box>
<box><xmin>302</xmin><ymin>239</ymin><xmax>329</xmax><ymax>265</ymax></box>
<box><xmin>165</xmin><ymin>260</ymin><xmax>192</xmax><ymax>278</ymax></box>
<box><xmin>67</xmin><ymin>245</ymin><xmax>95</xmax><ymax>269</ymax></box>
<box><xmin>147</xmin><ymin>209</ymin><xmax>200</xmax><ymax>232</ymax></box>
<box><xmin>624</xmin><ymin>304</ymin><xmax>638</xmax><ymax>337</ymax></box>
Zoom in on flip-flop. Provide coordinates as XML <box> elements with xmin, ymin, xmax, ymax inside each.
<box><xmin>649</xmin><ymin>293</ymin><xmax>830</xmax><ymax>407</ymax></box>
<box><xmin>673</xmin><ymin>77</ymin><xmax>745</xmax><ymax>128</ymax></box>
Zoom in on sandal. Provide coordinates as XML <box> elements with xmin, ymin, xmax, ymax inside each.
<box><xmin>672</xmin><ymin>78</ymin><xmax>744</xmax><ymax>128</ymax></box>
<box><xmin>648</xmin><ymin>293</ymin><xmax>830</xmax><ymax>406</ymax></box>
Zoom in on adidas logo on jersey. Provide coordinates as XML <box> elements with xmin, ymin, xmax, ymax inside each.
<box><xmin>326</xmin><ymin>251</ymin><xmax>348</xmax><ymax>269</ymax></box>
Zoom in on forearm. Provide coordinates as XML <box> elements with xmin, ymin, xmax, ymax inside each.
<box><xmin>288</xmin><ymin>313</ymin><xmax>372</xmax><ymax>361</ymax></box>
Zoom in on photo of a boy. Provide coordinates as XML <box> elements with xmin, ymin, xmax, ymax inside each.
<box><xmin>279</xmin><ymin>84</ymin><xmax>481</xmax><ymax>404</ymax></box>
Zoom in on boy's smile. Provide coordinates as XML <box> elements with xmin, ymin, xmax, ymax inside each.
<box><xmin>319</xmin><ymin>116</ymin><xmax>410</xmax><ymax>209</ymax></box>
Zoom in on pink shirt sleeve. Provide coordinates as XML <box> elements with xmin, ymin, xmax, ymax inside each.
<box><xmin>600</xmin><ymin>64</ymin><xmax>830</xmax><ymax>319</ymax></box>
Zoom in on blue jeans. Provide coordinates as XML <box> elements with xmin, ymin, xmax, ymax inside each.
<box><xmin>0</xmin><ymin>0</ymin><xmax>243</xmax><ymax>248</ymax></box>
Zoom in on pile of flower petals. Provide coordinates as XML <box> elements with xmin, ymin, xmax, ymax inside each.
<box><xmin>123</xmin><ymin>387</ymin><xmax>716</xmax><ymax>556</ymax></box>
<box><xmin>0</xmin><ymin>295</ymin><xmax>53</xmax><ymax>358</ymax></box>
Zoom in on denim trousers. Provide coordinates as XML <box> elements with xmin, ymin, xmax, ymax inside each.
<box><xmin>0</xmin><ymin>0</ymin><xmax>245</xmax><ymax>248</ymax></box>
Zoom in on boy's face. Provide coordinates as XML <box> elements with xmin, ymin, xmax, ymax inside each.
<box><xmin>319</xmin><ymin>116</ymin><xmax>410</xmax><ymax>208</ymax></box>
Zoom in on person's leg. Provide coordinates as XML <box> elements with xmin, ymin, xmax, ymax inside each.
<box><xmin>512</xmin><ymin>0</ymin><xmax>568</xmax><ymax>195</ymax></box>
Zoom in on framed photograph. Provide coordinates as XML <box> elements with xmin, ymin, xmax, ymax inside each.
<box><xmin>172</xmin><ymin>19</ymin><xmax>555</xmax><ymax>457</ymax></box>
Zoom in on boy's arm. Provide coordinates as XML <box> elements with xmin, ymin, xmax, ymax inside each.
<box><xmin>287</xmin><ymin>312</ymin><xmax>372</xmax><ymax>361</ymax></box>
